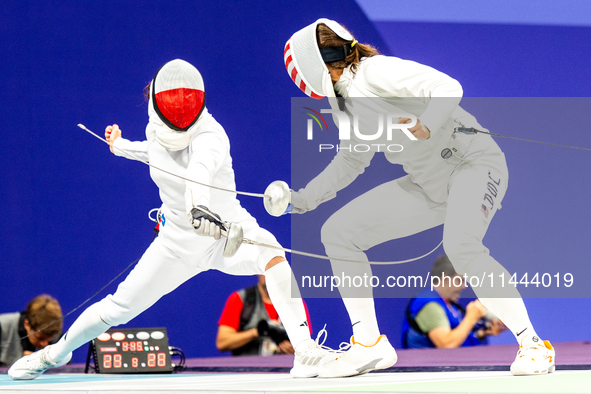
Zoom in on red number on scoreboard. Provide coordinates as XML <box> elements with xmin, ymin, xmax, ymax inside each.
<box><xmin>130</xmin><ymin>341</ymin><xmax>136</xmax><ymax>351</ymax></box>
<box><xmin>157</xmin><ymin>352</ymin><xmax>166</xmax><ymax>367</ymax></box>
<box><xmin>103</xmin><ymin>354</ymin><xmax>112</xmax><ymax>369</ymax></box>
<box><xmin>122</xmin><ymin>342</ymin><xmax>129</xmax><ymax>352</ymax></box>
<box><xmin>114</xmin><ymin>354</ymin><xmax>122</xmax><ymax>368</ymax></box>
<box><xmin>137</xmin><ymin>341</ymin><xmax>143</xmax><ymax>351</ymax></box>
<box><xmin>147</xmin><ymin>353</ymin><xmax>156</xmax><ymax>367</ymax></box>
<box><xmin>132</xmin><ymin>357</ymin><xmax>138</xmax><ymax>368</ymax></box>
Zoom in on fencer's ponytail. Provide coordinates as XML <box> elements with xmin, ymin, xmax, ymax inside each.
<box><xmin>144</xmin><ymin>82</ymin><xmax>151</xmax><ymax>101</ymax></box>
<box><xmin>316</xmin><ymin>23</ymin><xmax>380</xmax><ymax>74</ymax></box>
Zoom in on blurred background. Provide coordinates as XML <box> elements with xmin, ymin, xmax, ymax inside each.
<box><xmin>1</xmin><ymin>0</ymin><xmax>590</xmax><ymax>363</ymax></box>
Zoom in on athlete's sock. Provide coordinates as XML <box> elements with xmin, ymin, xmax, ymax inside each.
<box><xmin>477</xmin><ymin>297</ymin><xmax>538</xmax><ymax>341</ymax></box>
<box><xmin>460</xmin><ymin>254</ymin><xmax>540</xmax><ymax>342</ymax></box>
<box><xmin>340</xmin><ymin>297</ymin><xmax>381</xmax><ymax>345</ymax></box>
<box><xmin>49</xmin><ymin>302</ymin><xmax>110</xmax><ymax>362</ymax></box>
<box><xmin>264</xmin><ymin>261</ymin><xmax>311</xmax><ymax>350</ymax></box>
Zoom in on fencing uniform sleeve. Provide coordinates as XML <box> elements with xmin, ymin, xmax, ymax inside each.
<box><xmin>363</xmin><ymin>56</ymin><xmax>463</xmax><ymax>136</ymax></box>
<box><xmin>298</xmin><ymin>147</ymin><xmax>374</xmax><ymax>211</ymax></box>
<box><xmin>112</xmin><ymin>138</ymin><xmax>150</xmax><ymax>162</ymax></box>
<box><xmin>184</xmin><ymin>131</ymin><xmax>226</xmax><ymax>212</ymax></box>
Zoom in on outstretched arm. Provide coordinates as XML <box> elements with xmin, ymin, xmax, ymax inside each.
<box><xmin>291</xmin><ymin>146</ymin><xmax>374</xmax><ymax>214</ymax></box>
<box><xmin>184</xmin><ymin>131</ymin><xmax>225</xmax><ymax>211</ymax></box>
<box><xmin>105</xmin><ymin>124</ymin><xmax>149</xmax><ymax>162</ymax></box>
<box><xmin>185</xmin><ymin>130</ymin><xmax>229</xmax><ymax>238</ymax></box>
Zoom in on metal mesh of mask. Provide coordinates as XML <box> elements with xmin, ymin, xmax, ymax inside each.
<box><xmin>151</xmin><ymin>59</ymin><xmax>205</xmax><ymax>131</ymax></box>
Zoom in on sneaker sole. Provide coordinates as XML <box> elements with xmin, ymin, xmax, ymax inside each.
<box><xmin>510</xmin><ymin>364</ymin><xmax>553</xmax><ymax>376</ymax></box>
<box><xmin>290</xmin><ymin>366</ymin><xmax>319</xmax><ymax>378</ymax></box>
<box><xmin>355</xmin><ymin>354</ymin><xmax>398</xmax><ymax>376</ymax></box>
<box><xmin>318</xmin><ymin>352</ymin><xmax>398</xmax><ymax>378</ymax></box>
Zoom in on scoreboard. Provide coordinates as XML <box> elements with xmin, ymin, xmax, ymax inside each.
<box><xmin>90</xmin><ymin>328</ymin><xmax>173</xmax><ymax>373</ymax></box>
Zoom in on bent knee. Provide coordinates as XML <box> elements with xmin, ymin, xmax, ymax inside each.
<box><xmin>320</xmin><ymin>212</ymin><xmax>355</xmax><ymax>249</ymax></box>
<box><xmin>265</xmin><ymin>256</ymin><xmax>286</xmax><ymax>271</ymax></box>
<box><xmin>320</xmin><ymin>216</ymin><xmax>336</xmax><ymax>245</ymax></box>
<box><xmin>443</xmin><ymin>237</ymin><xmax>488</xmax><ymax>275</ymax></box>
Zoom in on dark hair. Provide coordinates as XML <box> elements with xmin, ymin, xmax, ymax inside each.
<box><xmin>26</xmin><ymin>294</ymin><xmax>62</xmax><ymax>337</ymax></box>
<box><xmin>316</xmin><ymin>23</ymin><xmax>380</xmax><ymax>74</ymax></box>
<box><xmin>143</xmin><ymin>82</ymin><xmax>151</xmax><ymax>101</ymax></box>
<box><xmin>430</xmin><ymin>255</ymin><xmax>458</xmax><ymax>279</ymax></box>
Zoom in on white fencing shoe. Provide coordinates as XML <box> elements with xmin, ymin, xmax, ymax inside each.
<box><xmin>510</xmin><ymin>335</ymin><xmax>555</xmax><ymax>376</ymax></box>
<box><xmin>318</xmin><ymin>335</ymin><xmax>397</xmax><ymax>378</ymax></box>
<box><xmin>291</xmin><ymin>327</ymin><xmax>337</xmax><ymax>378</ymax></box>
<box><xmin>8</xmin><ymin>345</ymin><xmax>72</xmax><ymax>380</ymax></box>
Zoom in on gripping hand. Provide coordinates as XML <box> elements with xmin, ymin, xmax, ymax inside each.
<box><xmin>289</xmin><ymin>189</ymin><xmax>309</xmax><ymax>214</ymax></box>
<box><xmin>190</xmin><ymin>206</ymin><xmax>225</xmax><ymax>240</ymax></box>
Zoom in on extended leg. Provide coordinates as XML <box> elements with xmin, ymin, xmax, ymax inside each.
<box><xmin>318</xmin><ymin>176</ymin><xmax>445</xmax><ymax>377</ymax></box>
<box><xmin>443</xmin><ymin>163</ymin><xmax>536</xmax><ymax>337</ymax></box>
<box><xmin>321</xmin><ymin>176</ymin><xmax>445</xmax><ymax>344</ymax></box>
<box><xmin>444</xmin><ymin>162</ymin><xmax>554</xmax><ymax>375</ymax></box>
<box><xmin>9</xmin><ymin>239</ymin><xmax>202</xmax><ymax>380</ymax></box>
<box><xmin>218</xmin><ymin>223</ymin><xmax>327</xmax><ymax>377</ymax></box>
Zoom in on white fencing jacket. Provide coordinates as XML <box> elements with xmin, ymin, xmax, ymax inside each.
<box><xmin>112</xmin><ymin>113</ymin><xmax>253</xmax><ymax>256</ymax></box>
<box><xmin>298</xmin><ymin>55</ymin><xmax>499</xmax><ymax>207</ymax></box>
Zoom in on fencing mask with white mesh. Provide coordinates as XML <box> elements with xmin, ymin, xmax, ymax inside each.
<box><xmin>284</xmin><ymin>18</ymin><xmax>353</xmax><ymax>99</ymax></box>
<box><xmin>151</xmin><ymin>59</ymin><xmax>206</xmax><ymax>131</ymax></box>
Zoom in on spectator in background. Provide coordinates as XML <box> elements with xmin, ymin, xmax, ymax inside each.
<box><xmin>402</xmin><ymin>255</ymin><xmax>507</xmax><ymax>349</ymax></box>
<box><xmin>0</xmin><ymin>295</ymin><xmax>63</xmax><ymax>366</ymax></box>
<box><xmin>217</xmin><ymin>275</ymin><xmax>312</xmax><ymax>356</ymax></box>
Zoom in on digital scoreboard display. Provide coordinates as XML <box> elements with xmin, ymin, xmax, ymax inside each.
<box><xmin>91</xmin><ymin>327</ymin><xmax>173</xmax><ymax>373</ymax></box>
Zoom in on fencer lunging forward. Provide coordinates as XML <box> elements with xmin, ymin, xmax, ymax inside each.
<box><xmin>283</xmin><ymin>19</ymin><xmax>554</xmax><ymax>377</ymax></box>
<box><xmin>9</xmin><ymin>59</ymin><xmax>330</xmax><ymax>380</ymax></box>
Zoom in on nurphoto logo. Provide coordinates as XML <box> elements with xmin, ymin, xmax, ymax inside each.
<box><xmin>305</xmin><ymin>107</ymin><xmax>417</xmax><ymax>153</ymax></box>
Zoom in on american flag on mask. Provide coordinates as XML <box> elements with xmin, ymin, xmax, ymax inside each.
<box><xmin>481</xmin><ymin>204</ymin><xmax>489</xmax><ymax>218</ymax></box>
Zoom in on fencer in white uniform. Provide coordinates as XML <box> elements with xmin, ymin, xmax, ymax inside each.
<box><xmin>9</xmin><ymin>59</ymin><xmax>329</xmax><ymax>380</ymax></box>
<box><xmin>283</xmin><ymin>19</ymin><xmax>555</xmax><ymax>377</ymax></box>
